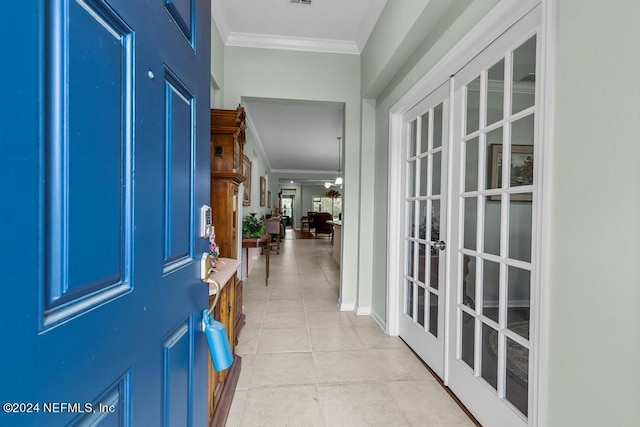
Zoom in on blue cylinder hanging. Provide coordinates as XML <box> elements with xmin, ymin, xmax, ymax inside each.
<box><xmin>202</xmin><ymin>309</ymin><xmax>233</xmax><ymax>371</ymax></box>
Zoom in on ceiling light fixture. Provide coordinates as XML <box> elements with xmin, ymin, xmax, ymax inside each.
<box><xmin>324</xmin><ymin>182</ymin><xmax>331</xmax><ymax>189</ymax></box>
<box><xmin>334</xmin><ymin>136</ymin><xmax>343</xmax><ymax>186</ymax></box>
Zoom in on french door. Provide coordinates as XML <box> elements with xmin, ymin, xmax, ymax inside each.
<box><xmin>398</xmin><ymin>83</ymin><xmax>449</xmax><ymax>378</ymax></box>
<box><xmin>398</xmin><ymin>6</ymin><xmax>541</xmax><ymax>426</ymax></box>
<box><xmin>447</xmin><ymin>9</ymin><xmax>539</xmax><ymax>427</ymax></box>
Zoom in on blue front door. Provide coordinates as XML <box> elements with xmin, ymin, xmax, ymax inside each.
<box><xmin>0</xmin><ymin>1</ymin><xmax>211</xmax><ymax>425</ymax></box>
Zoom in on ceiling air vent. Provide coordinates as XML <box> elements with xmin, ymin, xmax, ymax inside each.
<box><xmin>290</xmin><ymin>0</ymin><xmax>312</xmax><ymax>4</ymax></box>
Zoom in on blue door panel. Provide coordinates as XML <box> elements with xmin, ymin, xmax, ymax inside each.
<box><xmin>164</xmin><ymin>71</ymin><xmax>194</xmax><ymax>270</ymax></box>
<box><xmin>165</xmin><ymin>0</ymin><xmax>194</xmax><ymax>45</ymax></box>
<box><xmin>45</xmin><ymin>0</ymin><xmax>134</xmax><ymax>325</ymax></box>
<box><xmin>0</xmin><ymin>0</ymin><xmax>211</xmax><ymax>425</ymax></box>
<box><xmin>162</xmin><ymin>317</ymin><xmax>194</xmax><ymax>427</ymax></box>
<box><xmin>69</xmin><ymin>370</ymin><xmax>132</xmax><ymax>426</ymax></box>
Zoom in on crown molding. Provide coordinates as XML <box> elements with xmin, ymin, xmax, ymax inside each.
<box><xmin>226</xmin><ymin>32</ymin><xmax>360</xmax><ymax>55</ymax></box>
<box><xmin>271</xmin><ymin>168</ymin><xmax>337</xmax><ymax>175</ymax></box>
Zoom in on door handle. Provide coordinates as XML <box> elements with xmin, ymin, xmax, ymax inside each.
<box><xmin>433</xmin><ymin>240</ymin><xmax>446</xmax><ymax>251</ymax></box>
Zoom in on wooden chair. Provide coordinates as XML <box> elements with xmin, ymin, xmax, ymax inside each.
<box><xmin>264</xmin><ymin>219</ymin><xmax>281</xmax><ymax>254</ymax></box>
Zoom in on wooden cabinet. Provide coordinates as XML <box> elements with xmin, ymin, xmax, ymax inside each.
<box><xmin>210</xmin><ymin>106</ymin><xmax>246</xmax><ymax>176</ymax></box>
<box><xmin>208</xmin><ymin>106</ymin><xmax>247</xmax><ymax>426</ymax></box>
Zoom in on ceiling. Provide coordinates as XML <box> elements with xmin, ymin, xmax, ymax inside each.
<box><xmin>211</xmin><ymin>0</ymin><xmax>387</xmax><ymax>184</ymax></box>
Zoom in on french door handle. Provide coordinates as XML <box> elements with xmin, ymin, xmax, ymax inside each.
<box><xmin>433</xmin><ymin>240</ymin><xmax>446</xmax><ymax>251</ymax></box>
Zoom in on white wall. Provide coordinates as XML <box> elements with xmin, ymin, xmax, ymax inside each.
<box><xmin>209</xmin><ymin>14</ymin><xmax>225</xmax><ymax>107</ymax></box>
<box><xmin>241</xmin><ymin>127</ymin><xmax>271</xmax><ymax>220</ymax></box>
<box><xmin>547</xmin><ymin>0</ymin><xmax>640</xmax><ymax>424</ymax></box>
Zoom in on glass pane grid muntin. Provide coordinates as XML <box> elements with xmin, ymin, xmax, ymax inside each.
<box><xmin>457</xmin><ymin>49</ymin><xmax>535</xmax><ymax>405</ymax></box>
<box><xmin>462</xmin><ymin>104</ymin><xmax>534</xmax><ymax>142</ymax></box>
<box><xmin>464</xmin><ymin>50</ymin><xmax>519</xmax><ymax>138</ymax></box>
<box><xmin>404</xmin><ymin>104</ymin><xmax>443</xmax><ymax>338</ymax></box>
<box><xmin>462</xmin><ymin>108</ymin><xmax>536</xmax><ymax>201</ymax></box>
<box><xmin>403</xmin><ymin>271</ymin><xmax>440</xmax><ymax>332</ymax></box>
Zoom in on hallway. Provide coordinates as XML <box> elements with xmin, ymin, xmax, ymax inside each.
<box><xmin>226</xmin><ymin>233</ymin><xmax>475</xmax><ymax>426</ymax></box>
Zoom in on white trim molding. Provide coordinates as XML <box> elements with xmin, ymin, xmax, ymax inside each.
<box><xmin>531</xmin><ymin>1</ymin><xmax>556</xmax><ymax>425</ymax></box>
<box><xmin>339</xmin><ymin>302</ymin><xmax>356</xmax><ymax>311</ymax></box>
<box><xmin>355</xmin><ymin>306</ymin><xmax>371</xmax><ymax>316</ymax></box>
<box><xmin>226</xmin><ymin>32</ymin><xmax>360</xmax><ymax>55</ymax></box>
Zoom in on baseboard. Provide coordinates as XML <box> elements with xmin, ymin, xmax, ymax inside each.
<box><xmin>355</xmin><ymin>306</ymin><xmax>371</xmax><ymax>315</ymax></box>
<box><xmin>339</xmin><ymin>302</ymin><xmax>356</xmax><ymax>311</ymax></box>
<box><xmin>370</xmin><ymin>310</ymin><xmax>386</xmax><ymax>332</ymax></box>
<box><xmin>210</xmin><ymin>354</ymin><xmax>242</xmax><ymax>427</ymax></box>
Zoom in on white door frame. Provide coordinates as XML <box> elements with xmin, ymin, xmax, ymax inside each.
<box><xmin>386</xmin><ymin>0</ymin><xmax>555</xmax><ymax>425</ymax></box>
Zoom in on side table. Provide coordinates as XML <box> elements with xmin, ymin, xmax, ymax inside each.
<box><xmin>241</xmin><ymin>237</ymin><xmax>270</xmax><ymax>285</ymax></box>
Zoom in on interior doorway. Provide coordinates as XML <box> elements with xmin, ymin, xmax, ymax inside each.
<box><xmin>280</xmin><ymin>193</ymin><xmax>295</xmax><ymax>228</ymax></box>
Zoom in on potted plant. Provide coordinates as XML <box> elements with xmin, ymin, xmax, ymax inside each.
<box><xmin>242</xmin><ymin>213</ymin><xmax>264</xmax><ymax>238</ymax></box>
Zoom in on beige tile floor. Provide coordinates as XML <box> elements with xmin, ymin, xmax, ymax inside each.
<box><xmin>226</xmin><ymin>233</ymin><xmax>474</xmax><ymax>427</ymax></box>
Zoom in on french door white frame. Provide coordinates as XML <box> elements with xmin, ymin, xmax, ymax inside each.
<box><xmin>386</xmin><ymin>1</ymin><xmax>555</xmax><ymax>425</ymax></box>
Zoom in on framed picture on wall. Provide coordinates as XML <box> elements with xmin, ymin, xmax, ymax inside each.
<box><xmin>242</xmin><ymin>155</ymin><xmax>251</xmax><ymax>206</ymax></box>
<box><xmin>260</xmin><ymin>176</ymin><xmax>266</xmax><ymax>207</ymax></box>
<box><xmin>267</xmin><ymin>191</ymin><xmax>271</xmax><ymax>208</ymax></box>
<box><xmin>489</xmin><ymin>144</ymin><xmax>533</xmax><ymax>201</ymax></box>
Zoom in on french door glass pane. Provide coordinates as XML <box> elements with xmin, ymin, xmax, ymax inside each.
<box><xmin>505</xmin><ymin>337</ymin><xmax>529</xmax><ymax>417</ymax></box>
<box><xmin>510</xmin><ymin>115</ymin><xmax>535</xmax><ymax>187</ymax></box>
<box><xmin>431</xmin><ymin>199</ymin><xmax>440</xmax><ymax>242</ymax></box>
<box><xmin>463</xmin><ymin>197</ymin><xmax>477</xmax><ymax>250</ymax></box>
<box><xmin>512</xmin><ymin>36</ymin><xmax>537</xmax><ymax>115</ymax></box>
<box><xmin>461</xmin><ymin>311</ymin><xmax>475</xmax><ymax>369</ymax></box>
<box><xmin>482</xmin><ymin>260</ymin><xmax>500</xmax><ymax>323</ymax></box>
<box><xmin>429</xmin><ymin>292</ymin><xmax>438</xmax><ymax>336</ymax></box>
<box><xmin>462</xmin><ymin>256</ymin><xmax>476</xmax><ymax>308</ymax></box>
<box><xmin>487</xmin><ymin>58</ymin><xmax>505</xmax><ymax>126</ymax></box>
<box><xmin>420</xmin><ymin>112</ymin><xmax>430</xmax><ymax>153</ymax></box>
<box><xmin>466</xmin><ymin>77</ymin><xmax>481</xmax><ymax>135</ymax></box>
<box><xmin>508</xmin><ymin>195</ymin><xmax>532</xmax><ymax>262</ymax></box>
<box><xmin>419</xmin><ymin>156</ymin><xmax>429</xmax><ymax>196</ymax></box>
<box><xmin>464</xmin><ymin>137</ymin><xmax>479</xmax><ymax>192</ymax></box>
<box><xmin>418</xmin><ymin>243</ymin><xmax>427</xmax><ymax>283</ymax></box>
<box><xmin>406</xmin><ymin>201</ymin><xmax>415</xmax><ymax>237</ymax></box>
<box><xmin>405</xmin><ymin>280</ymin><xmax>414</xmax><ymax>317</ymax></box>
<box><xmin>484</xmin><ymin>195</ymin><xmax>501</xmax><ymax>256</ymax></box>
<box><xmin>430</xmin><ymin>251</ymin><xmax>440</xmax><ymax>290</ymax></box>
<box><xmin>481</xmin><ymin>323</ymin><xmax>498</xmax><ymax>390</ymax></box>
<box><xmin>507</xmin><ymin>266</ymin><xmax>530</xmax><ymax>339</ymax></box>
<box><xmin>486</xmin><ymin>127</ymin><xmax>504</xmax><ymax>190</ymax></box>
<box><xmin>408</xmin><ymin>120</ymin><xmax>417</xmax><ymax>157</ymax></box>
<box><xmin>406</xmin><ymin>240</ymin><xmax>414</xmax><ymax>277</ymax></box>
<box><xmin>408</xmin><ymin>160</ymin><xmax>416</xmax><ymax>197</ymax></box>
<box><xmin>432</xmin><ymin>152</ymin><xmax>442</xmax><ymax>196</ymax></box>
<box><xmin>418</xmin><ymin>200</ymin><xmax>428</xmax><ymax>239</ymax></box>
<box><xmin>433</xmin><ymin>103</ymin><xmax>443</xmax><ymax>148</ymax></box>
<box><xmin>418</xmin><ymin>285</ymin><xmax>426</xmax><ymax>327</ymax></box>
